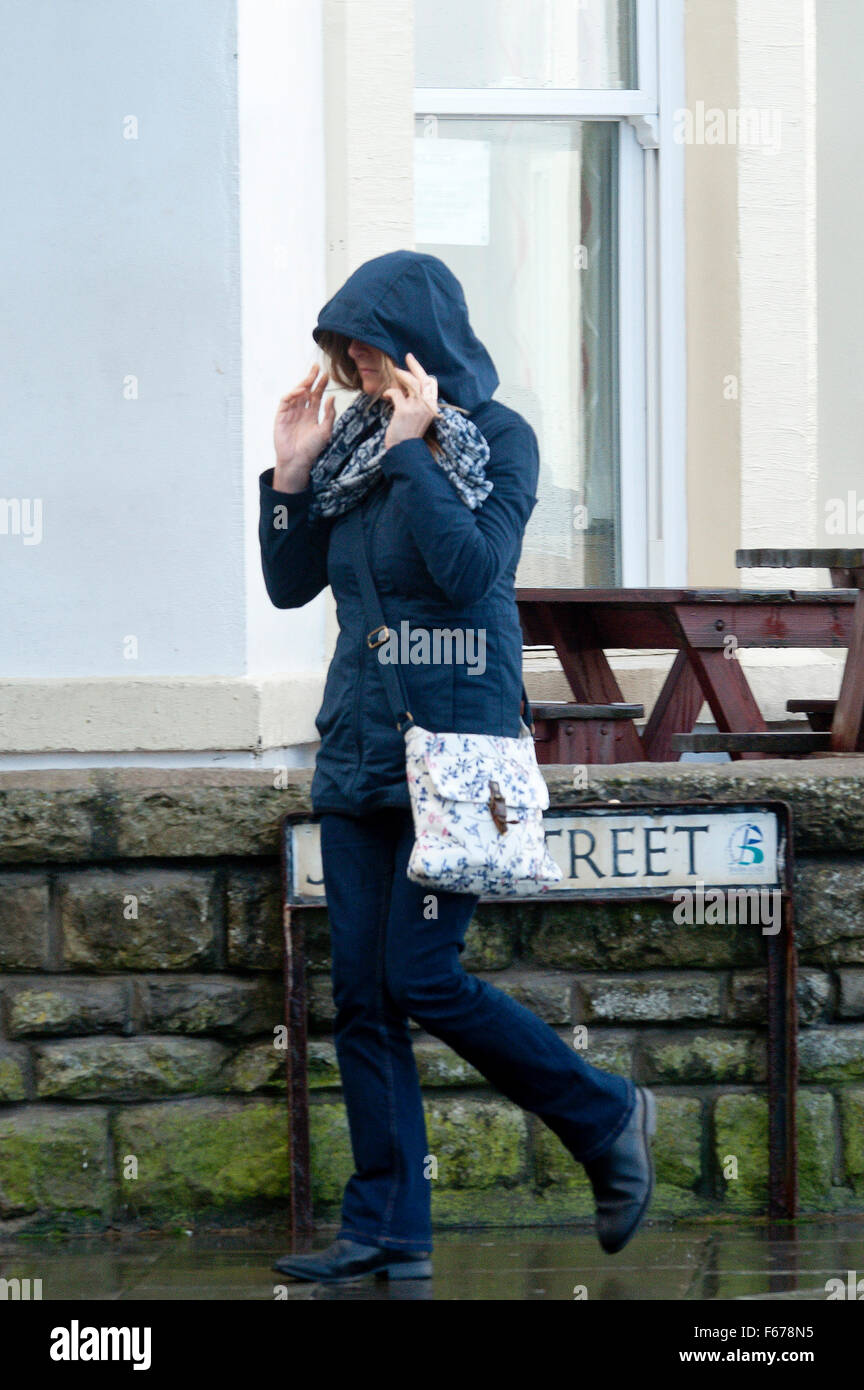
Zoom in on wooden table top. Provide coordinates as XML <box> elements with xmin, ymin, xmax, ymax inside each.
<box><xmin>736</xmin><ymin>548</ymin><xmax>864</xmax><ymax>568</ymax></box>
<box><xmin>516</xmin><ymin>587</ymin><xmax>858</xmax><ymax>606</ymax></box>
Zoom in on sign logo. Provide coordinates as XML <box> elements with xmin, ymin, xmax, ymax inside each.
<box><xmin>727</xmin><ymin>822</ymin><xmax>765</xmax><ymax>871</ymax></box>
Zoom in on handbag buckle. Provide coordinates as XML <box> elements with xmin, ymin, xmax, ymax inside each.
<box><xmin>488</xmin><ymin>779</ymin><xmax>509</xmax><ymax>836</ymax></box>
<box><xmin>367</xmin><ymin>624</ymin><xmax>390</xmax><ymax>649</ymax></box>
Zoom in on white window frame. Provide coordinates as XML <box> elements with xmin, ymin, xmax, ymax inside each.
<box><xmin>413</xmin><ymin>0</ymin><xmax>686</xmax><ymax>587</ymax></box>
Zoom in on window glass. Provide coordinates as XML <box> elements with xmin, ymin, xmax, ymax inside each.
<box><xmin>415</xmin><ymin>0</ymin><xmax>637</xmax><ymax>91</ymax></box>
<box><xmin>415</xmin><ymin>117</ymin><xmax>620</xmax><ymax>586</ymax></box>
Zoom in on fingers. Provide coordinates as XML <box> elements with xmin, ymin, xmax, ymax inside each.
<box><xmin>319</xmin><ymin>393</ymin><xmax>336</xmax><ymax>438</ymax></box>
<box><xmin>279</xmin><ymin>364</ymin><xmax>327</xmax><ymax>409</ymax></box>
<box><xmin>393</xmin><ymin>359</ymin><xmax>440</xmax><ymax>421</ymax></box>
<box><xmin>394</xmin><ymin>362</ymin><xmax>424</xmax><ymax>388</ymax></box>
<box><xmin>404</xmin><ymin>351</ymin><xmax>428</xmax><ymax>382</ymax></box>
<box><xmin>396</xmin><ymin>357</ymin><xmax>437</xmax><ymax>398</ymax></box>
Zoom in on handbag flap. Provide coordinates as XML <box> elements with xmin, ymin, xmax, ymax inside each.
<box><xmin>406</xmin><ymin>724</ymin><xmax>550</xmax><ymax>809</ymax></box>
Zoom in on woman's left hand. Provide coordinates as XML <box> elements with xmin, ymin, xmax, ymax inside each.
<box><xmin>383</xmin><ymin>351</ymin><xmax>441</xmax><ymax>449</ymax></box>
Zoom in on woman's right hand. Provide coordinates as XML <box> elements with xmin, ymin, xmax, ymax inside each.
<box><xmin>273</xmin><ymin>365</ymin><xmax>336</xmax><ymax>491</ymax></box>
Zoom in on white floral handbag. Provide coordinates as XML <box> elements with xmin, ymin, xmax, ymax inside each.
<box><xmin>345</xmin><ymin>507</ymin><xmax>563</xmax><ymax>898</ymax></box>
<box><xmin>403</xmin><ymin>721</ymin><xmax>563</xmax><ymax>896</ymax></box>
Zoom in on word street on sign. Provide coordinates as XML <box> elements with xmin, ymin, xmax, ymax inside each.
<box><xmin>285</xmin><ymin>802</ymin><xmax>784</xmax><ymax>905</ymax></box>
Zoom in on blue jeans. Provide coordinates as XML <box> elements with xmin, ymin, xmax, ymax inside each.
<box><xmin>319</xmin><ymin>806</ymin><xmax>636</xmax><ymax>1252</ymax></box>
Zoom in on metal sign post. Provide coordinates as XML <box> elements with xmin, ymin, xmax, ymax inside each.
<box><xmin>280</xmin><ymin>797</ymin><xmax>797</xmax><ymax>1235</ymax></box>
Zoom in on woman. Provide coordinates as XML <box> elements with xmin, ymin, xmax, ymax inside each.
<box><xmin>260</xmin><ymin>250</ymin><xmax>655</xmax><ymax>1284</ymax></box>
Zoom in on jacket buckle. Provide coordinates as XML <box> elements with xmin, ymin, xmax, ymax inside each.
<box><xmin>367</xmin><ymin>625</ymin><xmax>390</xmax><ymax>649</ymax></box>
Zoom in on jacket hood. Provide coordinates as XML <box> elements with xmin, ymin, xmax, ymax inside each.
<box><xmin>312</xmin><ymin>250</ymin><xmax>499</xmax><ymax>412</ymax></box>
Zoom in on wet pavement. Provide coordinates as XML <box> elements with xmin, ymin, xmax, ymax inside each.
<box><xmin>2</xmin><ymin>1218</ymin><xmax>864</xmax><ymax>1300</ymax></box>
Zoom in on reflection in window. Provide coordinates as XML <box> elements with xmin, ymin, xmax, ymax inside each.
<box><xmin>415</xmin><ymin>117</ymin><xmax>620</xmax><ymax>586</ymax></box>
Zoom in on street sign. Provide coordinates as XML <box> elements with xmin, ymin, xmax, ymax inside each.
<box><xmin>285</xmin><ymin>802</ymin><xmax>785</xmax><ymax>905</ymax></box>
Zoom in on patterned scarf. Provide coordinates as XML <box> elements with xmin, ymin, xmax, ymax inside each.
<box><xmin>308</xmin><ymin>393</ymin><xmax>493</xmax><ymax>520</ymax></box>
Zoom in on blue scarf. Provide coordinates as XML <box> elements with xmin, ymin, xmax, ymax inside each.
<box><xmin>308</xmin><ymin>393</ymin><xmax>493</xmax><ymax>520</ymax></box>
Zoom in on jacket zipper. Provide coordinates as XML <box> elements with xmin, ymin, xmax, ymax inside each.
<box><xmin>347</xmin><ymin>491</ymin><xmax>386</xmax><ymax>803</ymax></box>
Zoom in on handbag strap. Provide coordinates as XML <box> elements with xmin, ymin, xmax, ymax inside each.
<box><xmin>342</xmin><ymin>502</ymin><xmax>534</xmax><ymax>735</ymax></box>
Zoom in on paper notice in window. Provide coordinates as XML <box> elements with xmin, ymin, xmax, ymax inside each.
<box><xmin>414</xmin><ymin>137</ymin><xmax>490</xmax><ymax>246</ymax></box>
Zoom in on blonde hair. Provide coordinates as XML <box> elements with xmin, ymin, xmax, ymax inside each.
<box><xmin>315</xmin><ymin>330</ymin><xmax>468</xmax><ymax>459</ymax></box>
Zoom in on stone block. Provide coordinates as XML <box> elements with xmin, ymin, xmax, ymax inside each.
<box><xmin>413</xmin><ymin>1040</ymin><xmax>484</xmax><ymax>1087</ymax></box>
<box><xmin>306</xmin><ymin>976</ymin><xmax>337</xmax><ymax>1032</ymax></box>
<box><xmin>6</xmin><ymin>978</ymin><xmax>129</xmax><ymax>1037</ymax></box>
<box><xmin>728</xmin><ymin>968</ymin><xmax>832</xmax><ymax>1026</ymax></box>
<box><xmin>309</xmin><ymin>1102</ymin><xmax>352</xmax><ymax>1207</ymax></box>
<box><xmin>575</xmin><ymin>973</ymin><xmax>723</xmax><ymax>1024</ymax></box>
<box><xmin>797</xmin><ymin>1027</ymin><xmax>864</xmax><ymax>1083</ymax></box>
<box><xmin>642</xmin><ymin>1031</ymin><xmax>766</xmax><ymax>1084</ymax></box>
<box><xmin>491</xmin><ymin>973</ymin><xmax>572</xmax><ymax>1024</ymax></box>
<box><xmin>0</xmin><ymin>790</ymin><xmax>93</xmax><ymax>862</ymax></box>
<box><xmin>838</xmin><ymin>970</ymin><xmax>864</xmax><ymax>1019</ymax></box>
<box><xmin>0</xmin><ymin>1042</ymin><xmax>29</xmax><ymax>1101</ymax></box>
<box><xmin>226</xmin><ymin>869</ymin><xmax>282</xmax><ymax>971</ymax></box>
<box><xmin>840</xmin><ymin>1089</ymin><xmax>864</xmax><ymax>1194</ymax></box>
<box><xmin>522</xmin><ymin>899</ymin><xmax>761</xmax><ymax>971</ymax></box>
<box><xmin>0</xmin><ymin>875</ymin><xmax>51</xmax><ymax>970</ymax></box>
<box><xmin>112</xmin><ymin>1099</ymin><xmax>290</xmax><ymax>1218</ymax></box>
<box><xmin>714</xmin><ymin>1090</ymin><xmax>835</xmax><ymax>1209</ymax></box>
<box><xmin>135</xmin><ymin>976</ymin><xmax>282</xmax><ymax>1037</ymax></box>
<box><xmin>795</xmin><ymin>860</ymin><xmax>864</xmax><ymax>965</ymax></box>
<box><xmin>461</xmin><ymin>907</ymin><xmax>518</xmax><ymax>971</ymax></box>
<box><xmin>425</xmin><ymin>1099</ymin><xmax>527</xmax><ymax>1190</ymax></box>
<box><xmin>0</xmin><ymin>1107</ymin><xmax>109</xmax><ymax>1220</ymax></box>
<box><xmin>307</xmin><ymin>1041</ymin><xmax>341</xmax><ymax>1090</ymax></box>
<box><xmin>654</xmin><ymin>1095</ymin><xmax>703</xmax><ymax>1189</ymax></box>
<box><xmin>60</xmin><ymin>870</ymin><xmax>216</xmax><ymax>971</ymax></box>
<box><xmin>220</xmin><ymin>1040</ymin><xmax>285</xmax><ymax>1094</ymax></box>
<box><xmin>34</xmin><ymin>1037</ymin><xmax>229</xmax><ymax>1101</ymax></box>
<box><xmin>568</xmin><ymin>1027</ymin><xmax>633</xmax><ymax>1075</ymax></box>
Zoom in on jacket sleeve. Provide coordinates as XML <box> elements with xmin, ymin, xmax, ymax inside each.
<box><xmin>258</xmin><ymin>467</ymin><xmax>332</xmax><ymax>609</ymax></box>
<box><xmin>378</xmin><ymin>417</ymin><xmax>539</xmax><ymax>606</ymax></box>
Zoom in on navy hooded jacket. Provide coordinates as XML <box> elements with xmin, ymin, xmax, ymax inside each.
<box><xmin>258</xmin><ymin>250</ymin><xmax>540</xmax><ymax>816</ymax></box>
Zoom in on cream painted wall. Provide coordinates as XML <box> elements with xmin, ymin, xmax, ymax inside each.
<box><xmin>683</xmin><ymin>0</ymin><xmax>740</xmax><ymax>588</ymax></box>
<box><xmin>737</xmin><ymin>0</ymin><xmax>819</xmax><ymax>581</ymax></box>
<box><xmin>816</xmin><ymin>0</ymin><xmax>864</xmax><ymax>544</ymax></box>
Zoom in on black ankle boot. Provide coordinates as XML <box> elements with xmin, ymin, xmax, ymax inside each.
<box><xmin>273</xmin><ymin>1237</ymin><xmax>432</xmax><ymax>1284</ymax></box>
<box><xmin>583</xmin><ymin>1086</ymin><xmax>657</xmax><ymax>1254</ymax></box>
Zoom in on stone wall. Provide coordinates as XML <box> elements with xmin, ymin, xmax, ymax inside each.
<box><xmin>1</xmin><ymin>761</ymin><xmax>863</xmax><ymax>1231</ymax></box>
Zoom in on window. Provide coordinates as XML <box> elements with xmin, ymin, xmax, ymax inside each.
<box><xmin>414</xmin><ymin>0</ymin><xmax>685</xmax><ymax>588</ymax></box>
<box><xmin>415</xmin><ymin>0</ymin><xmax>637</xmax><ymax>90</ymax></box>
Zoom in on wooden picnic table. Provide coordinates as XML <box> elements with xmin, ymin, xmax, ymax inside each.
<box><xmin>516</xmin><ymin>586</ymin><xmax>858</xmax><ymax>762</ymax></box>
<box><xmin>736</xmin><ymin>550</ymin><xmax>864</xmax><ymax>753</ymax></box>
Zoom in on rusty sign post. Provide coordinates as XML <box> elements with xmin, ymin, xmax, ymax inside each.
<box><xmin>280</xmin><ymin>797</ymin><xmax>797</xmax><ymax>1236</ymax></box>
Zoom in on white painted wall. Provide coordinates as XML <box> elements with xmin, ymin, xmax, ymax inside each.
<box><xmin>0</xmin><ymin>0</ymin><xmax>330</xmax><ymax>695</ymax></box>
<box><xmin>0</xmin><ymin>0</ymin><xmax>244</xmax><ymax>678</ymax></box>
<box><xmin>239</xmin><ymin>0</ymin><xmax>329</xmax><ymax>679</ymax></box>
